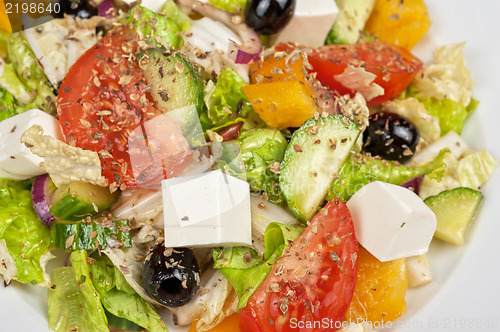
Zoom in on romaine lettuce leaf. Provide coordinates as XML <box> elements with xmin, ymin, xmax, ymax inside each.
<box><xmin>0</xmin><ymin>59</ymin><xmax>33</xmax><ymax>105</ymax></box>
<box><xmin>213</xmin><ymin>222</ymin><xmax>304</xmax><ymax>309</ymax></box>
<box><xmin>89</xmin><ymin>254</ymin><xmax>168</xmax><ymax>332</ymax></box>
<box><xmin>0</xmin><ymin>178</ymin><xmax>52</xmax><ymax>286</ymax></box>
<box><xmin>7</xmin><ymin>32</ymin><xmax>56</xmax><ymax>114</ymax></box>
<box><xmin>327</xmin><ymin>153</ymin><xmax>423</xmax><ymax>201</ymax></box>
<box><xmin>48</xmin><ymin>250</ymin><xmax>109</xmax><ymax>332</ymax></box>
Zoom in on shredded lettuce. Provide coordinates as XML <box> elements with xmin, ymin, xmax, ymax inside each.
<box><xmin>125</xmin><ymin>4</ymin><xmax>183</xmax><ymax>49</ymax></box>
<box><xmin>238</xmin><ymin>128</ymin><xmax>288</xmax><ymax>204</ymax></box>
<box><xmin>89</xmin><ymin>254</ymin><xmax>168</xmax><ymax>332</ymax></box>
<box><xmin>411</xmin><ymin>43</ymin><xmax>474</xmax><ymax>107</ymax></box>
<box><xmin>0</xmin><ymin>178</ymin><xmax>52</xmax><ymax>286</ymax></box>
<box><xmin>48</xmin><ymin>250</ymin><xmax>109</xmax><ymax>332</ymax></box>
<box><xmin>213</xmin><ymin>222</ymin><xmax>304</xmax><ymax>309</ymax></box>
<box><xmin>204</xmin><ymin>67</ymin><xmax>263</xmax><ymax>131</ymax></box>
<box><xmin>457</xmin><ymin>150</ymin><xmax>497</xmax><ymax>190</ymax></box>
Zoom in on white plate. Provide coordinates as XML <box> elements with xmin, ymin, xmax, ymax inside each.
<box><xmin>1</xmin><ymin>0</ymin><xmax>499</xmax><ymax>331</ymax></box>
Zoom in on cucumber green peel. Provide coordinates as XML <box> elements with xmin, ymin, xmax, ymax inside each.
<box><xmin>279</xmin><ymin>114</ymin><xmax>361</xmax><ymax>222</ymax></box>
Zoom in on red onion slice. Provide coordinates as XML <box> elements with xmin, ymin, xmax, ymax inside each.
<box><xmin>176</xmin><ymin>0</ymin><xmax>261</xmax><ymax>63</ymax></box>
<box><xmin>98</xmin><ymin>0</ymin><xmax>116</xmax><ymax>18</ymax></box>
<box><xmin>31</xmin><ymin>174</ymin><xmax>56</xmax><ymax>228</ymax></box>
<box><xmin>400</xmin><ymin>174</ymin><xmax>425</xmax><ymax>195</ymax></box>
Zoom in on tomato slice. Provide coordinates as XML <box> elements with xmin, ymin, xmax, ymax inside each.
<box><xmin>57</xmin><ymin>26</ymin><xmax>191</xmax><ymax>188</ymax></box>
<box><xmin>276</xmin><ymin>42</ymin><xmax>422</xmax><ymax>106</ymax></box>
<box><xmin>239</xmin><ymin>200</ymin><xmax>358</xmax><ymax>332</ymax></box>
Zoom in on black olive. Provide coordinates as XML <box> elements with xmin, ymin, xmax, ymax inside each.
<box><xmin>244</xmin><ymin>0</ymin><xmax>296</xmax><ymax>35</ymax></box>
<box><xmin>363</xmin><ymin>112</ymin><xmax>419</xmax><ymax>163</ymax></box>
<box><xmin>53</xmin><ymin>0</ymin><xmax>98</xmax><ymax>19</ymax></box>
<box><xmin>142</xmin><ymin>245</ymin><xmax>200</xmax><ymax>308</ymax></box>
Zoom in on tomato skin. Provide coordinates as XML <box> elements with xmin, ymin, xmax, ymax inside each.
<box><xmin>239</xmin><ymin>200</ymin><xmax>358</xmax><ymax>332</ymax></box>
<box><xmin>276</xmin><ymin>42</ymin><xmax>422</xmax><ymax>106</ymax></box>
<box><xmin>57</xmin><ymin>26</ymin><xmax>191</xmax><ymax>188</ymax></box>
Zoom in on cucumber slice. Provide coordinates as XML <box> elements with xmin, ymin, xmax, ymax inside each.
<box><xmin>51</xmin><ymin>218</ymin><xmax>131</xmax><ymax>250</ymax></box>
<box><xmin>424</xmin><ymin>187</ymin><xmax>483</xmax><ymax>245</ymax></box>
<box><xmin>279</xmin><ymin>114</ymin><xmax>361</xmax><ymax>222</ymax></box>
<box><xmin>137</xmin><ymin>47</ymin><xmax>204</xmax><ymax>125</ymax></box>
<box><xmin>326</xmin><ymin>0</ymin><xmax>376</xmax><ymax>45</ymax></box>
<box><xmin>49</xmin><ymin>181</ymin><xmax>120</xmax><ymax>221</ymax></box>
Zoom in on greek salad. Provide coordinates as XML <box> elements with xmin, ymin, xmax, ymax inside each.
<box><xmin>0</xmin><ymin>0</ymin><xmax>498</xmax><ymax>331</ymax></box>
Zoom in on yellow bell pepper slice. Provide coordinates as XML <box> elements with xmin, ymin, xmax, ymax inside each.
<box><xmin>0</xmin><ymin>0</ymin><xmax>12</xmax><ymax>33</ymax></box>
<box><xmin>242</xmin><ymin>80</ymin><xmax>318</xmax><ymax>130</ymax></box>
<box><xmin>365</xmin><ymin>0</ymin><xmax>431</xmax><ymax>50</ymax></box>
<box><xmin>344</xmin><ymin>246</ymin><xmax>408</xmax><ymax>323</ymax></box>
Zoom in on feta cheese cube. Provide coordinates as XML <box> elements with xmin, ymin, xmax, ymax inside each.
<box><xmin>274</xmin><ymin>0</ymin><xmax>339</xmax><ymax>47</ymax></box>
<box><xmin>0</xmin><ymin>109</ymin><xmax>62</xmax><ymax>179</ymax></box>
<box><xmin>162</xmin><ymin>170</ymin><xmax>251</xmax><ymax>247</ymax></box>
<box><xmin>346</xmin><ymin>181</ymin><xmax>437</xmax><ymax>262</ymax></box>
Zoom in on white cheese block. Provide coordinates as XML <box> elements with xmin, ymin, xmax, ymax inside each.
<box><xmin>162</xmin><ymin>169</ymin><xmax>251</xmax><ymax>247</ymax></box>
<box><xmin>274</xmin><ymin>0</ymin><xmax>339</xmax><ymax>47</ymax></box>
<box><xmin>0</xmin><ymin>109</ymin><xmax>62</xmax><ymax>179</ymax></box>
<box><xmin>346</xmin><ymin>181</ymin><xmax>437</xmax><ymax>262</ymax></box>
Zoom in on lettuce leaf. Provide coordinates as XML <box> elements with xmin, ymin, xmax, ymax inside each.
<box><xmin>160</xmin><ymin>0</ymin><xmax>191</xmax><ymax>31</ymax></box>
<box><xmin>213</xmin><ymin>222</ymin><xmax>304</xmax><ymax>309</ymax></box>
<box><xmin>0</xmin><ymin>178</ymin><xmax>51</xmax><ymax>286</ymax></box>
<box><xmin>88</xmin><ymin>254</ymin><xmax>168</xmax><ymax>332</ymax></box>
<box><xmin>411</xmin><ymin>43</ymin><xmax>474</xmax><ymax>107</ymax></box>
<box><xmin>204</xmin><ymin>67</ymin><xmax>264</xmax><ymax>131</ymax></box>
<box><xmin>0</xmin><ymin>59</ymin><xmax>33</xmax><ymax>105</ymax></box>
<box><xmin>238</xmin><ymin>128</ymin><xmax>288</xmax><ymax>204</ymax></box>
<box><xmin>326</xmin><ymin>154</ymin><xmax>423</xmax><ymax>201</ymax></box>
<box><xmin>48</xmin><ymin>251</ymin><xmax>109</xmax><ymax>332</ymax></box>
<box><xmin>0</xmin><ymin>87</ymin><xmax>17</xmax><ymax>121</ymax></box>
<box><xmin>7</xmin><ymin>32</ymin><xmax>56</xmax><ymax>114</ymax></box>
<box><xmin>125</xmin><ymin>4</ymin><xmax>183</xmax><ymax>49</ymax></box>
<box><xmin>457</xmin><ymin>150</ymin><xmax>497</xmax><ymax>190</ymax></box>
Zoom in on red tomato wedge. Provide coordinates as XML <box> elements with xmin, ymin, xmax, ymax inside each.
<box><xmin>276</xmin><ymin>42</ymin><xmax>422</xmax><ymax>106</ymax></box>
<box><xmin>57</xmin><ymin>26</ymin><xmax>192</xmax><ymax>188</ymax></box>
<box><xmin>239</xmin><ymin>200</ymin><xmax>359</xmax><ymax>332</ymax></box>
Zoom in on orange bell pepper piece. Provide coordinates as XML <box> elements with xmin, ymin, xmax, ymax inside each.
<box><xmin>344</xmin><ymin>246</ymin><xmax>408</xmax><ymax>323</ymax></box>
<box><xmin>365</xmin><ymin>0</ymin><xmax>431</xmax><ymax>50</ymax></box>
<box><xmin>241</xmin><ymin>80</ymin><xmax>318</xmax><ymax>129</ymax></box>
<box><xmin>250</xmin><ymin>52</ymin><xmax>308</xmax><ymax>84</ymax></box>
<box><xmin>0</xmin><ymin>0</ymin><xmax>12</xmax><ymax>33</ymax></box>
